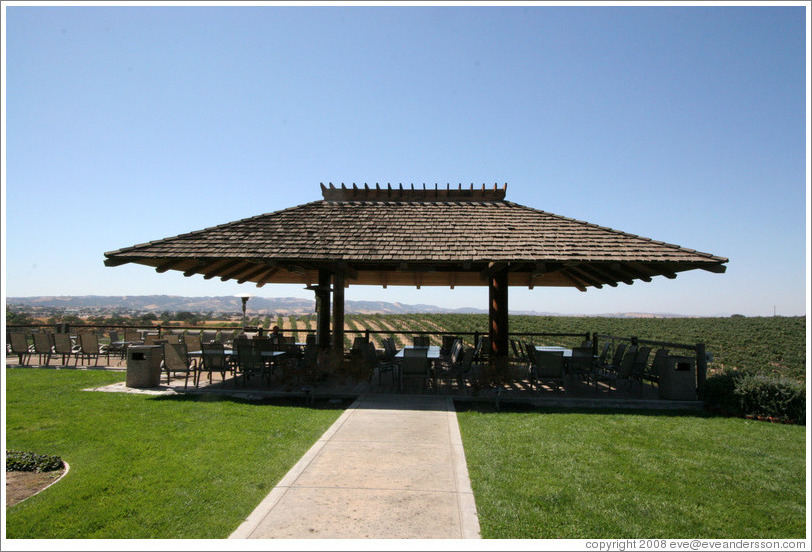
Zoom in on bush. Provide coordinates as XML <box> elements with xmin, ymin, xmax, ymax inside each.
<box><xmin>735</xmin><ymin>374</ymin><xmax>806</xmax><ymax>423</ymax></box>
<box><xmin>6</xmin><ymin>450</ymin><xmax>64</xmax><ymax>472</ymax></box>
<box><xmin>703</xmin><ymin>369</ymin><xmax>806</xmax><ymax>424</ymax></box>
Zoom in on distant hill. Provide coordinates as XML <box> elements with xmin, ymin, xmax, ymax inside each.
<box><xmin>7</xmin><ymin>295</ymin><xmax>690</xmax><ymax>317</ymax></box>
<box><xmin>6</xmin><ymin>295</ymin><xmax>489</xmax><ymax>315</ymax></box>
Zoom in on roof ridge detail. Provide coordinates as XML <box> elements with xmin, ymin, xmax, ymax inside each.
<box><xmin>320</xmin><ymin>182</ymin><xmax>507</xmax><ymax>202</ymax></box>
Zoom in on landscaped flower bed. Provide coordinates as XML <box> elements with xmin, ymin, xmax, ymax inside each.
<box><xmin>6</xmin><ymin>450</ymin><xmax>65</xmax><ymax>473</ymax></box>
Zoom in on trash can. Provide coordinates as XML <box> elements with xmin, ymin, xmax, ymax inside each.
<box><xmin>658</xmin><ymin>355</ymin><xmax>697</xmax><ymax>400</ymax></box>
<box><xmin>126</xmin><ymin>345</ymin><xmax>163</xmax><ymax>388</ymax></box>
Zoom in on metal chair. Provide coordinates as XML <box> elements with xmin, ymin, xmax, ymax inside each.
<box><xmin>9</xmin><ymin>332</ymin><xmax>32</xmax><ymax>366</ymax></box>
<box><xmin>400</xmin><ymin>347</ymin><xmax>430</xmax><ymax>392</ymax></box>
<box><xmin>198</xmin><ymin>343</ymin><xmax>230</xmax><ymax>387</ymax></box>
<box><xmin>52</xmin><ymin>333</ymin><xmax>77</xmax><ymax>366</ymax></box>
<box><xmin>162</xmin><ymin>342</ymin><xmax>194</xmax><ymax>388</ymax></box>
<box><xmin>76</xmin><ymin>332</ymin><xmax>108</xmax><ymax>367</ymax></box>
<box><xmin>567</xmin><ymin>346</ymin><xmax>595</xmax><ymax>388</ymax></box>
<box><xmin>377</xmin><ymin>337</ymin><xmax>397</xmax><ymax>385</ymax></box>
<box><xmin>233</xmin><ymin>341</ymin><xmax>265</xmax><ymax>387</ymax></box>
<box><xmin>32</xmin><ymin>332</ymin><xmax>54</xmax><ymax>366</ymax></box>
<box><xmin>413</xmin><ymin>335</ymin><xmax>430</xmax><ymax>347</ymax></box>
<box><xmin>528</xmin><ymin>345</ymin><xmax>565</xmax><ymax>394</ymax></box>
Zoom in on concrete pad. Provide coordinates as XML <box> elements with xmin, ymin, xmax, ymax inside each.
<box><xmin>244</xmin><ymin>486</ymin><xmax>462</xmax><ymax>539</ymax></box>
<box><xmin>230</xmin><ymin>394</ymin><xmax>481</xmax><ymax>540</ymax></box>
<box><xmin>293</xmin><ymin>440</ymin><xmax>456</xmax><ymax>491</ymax></box>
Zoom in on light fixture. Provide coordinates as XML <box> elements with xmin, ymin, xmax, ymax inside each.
<box><xmin>235</xmin><ymin>294</ymin><xmax>252</xmax><ymax>329</ymax></box>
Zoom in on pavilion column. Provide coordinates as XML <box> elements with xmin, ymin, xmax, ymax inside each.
<box><xmin>316</xmin><ymin>269</ymin><xmax>332</xmax><ymax>349</ymax></box>
<box><xmin>331</xmin><ymin>271</ymin><xmax>345</xmax><ymax>353</ymax></box>
<box><xmin>488</xmin><ymin>267</ymin><xmax>509</xmax><ymax>359</ymax></box>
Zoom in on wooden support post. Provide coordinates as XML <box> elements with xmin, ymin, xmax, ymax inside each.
<box><xmin>488</xmin><ymin>267</ymin><xmax>509</xmax><ymax>359</ymax></box>
<box><xmin>332</xmin><ymin>271</ymin><xmax>345</xmax><ymax>353</ymax></box>
<box><xmin>316</xmin><ymin>269</ymin><xmax>331</xmax><ymax>350</ymax></box>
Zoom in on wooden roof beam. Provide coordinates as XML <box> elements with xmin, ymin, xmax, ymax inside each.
<box><xmin>255</xmin><ymin>267</ymin><xmax>281</xmax><ymax>287</ymax></box>
<box><xmin>575</xmin><ymin>264</ymin><xmax>618</xmax><ymax>287</ymax></box>
<box><xmin>566</xmin><ymin>266</ymin><xmax>604</xmax><ymax>289</ymax></box>
<box><xmin>155</xmin><ymin>259</ymin><xmax>186</xmax><ymax>273</ymax></box>
<box><xmin>560</xmin><ymin>270</ymin><xmax>588</xmax><ymax>292</ymax></box>
<box><xmin>203</xmin><ymin>260</ymin><xmax>242</xmax><ymax>280</ymax></box>
<box><xmin>236</xmin><ymin>262</ymin><xmax>277</xmax><ymax>284</ymax></box>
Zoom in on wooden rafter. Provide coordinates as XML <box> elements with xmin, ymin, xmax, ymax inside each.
<box><xmin>203</xmin><ymin>260</ymin><xmax>242</xmax><ymax>280</ymax></box>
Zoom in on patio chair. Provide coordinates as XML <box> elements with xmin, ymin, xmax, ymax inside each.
<box><xmin>400</xmin><ymin>347</ymin><xmax>430</xmax><ymax>393</ymax></box>
<box><xmin>350</xmin><ymin>336</ymin><xmax>369</xmax><ymax>359</ymax></box>
<box><xmin>453</xmin><ymin>346</ymin><xmax>478</xmax><ymax>391</ymax></box>
<box><xmin>233</xmin><ymin>341</ymin><xmax>265</xmax><ymax>387</ymax></box>
<box><xmin>594</xmin><ymin>342</ymin><xmax>627</xmax><ymax>391</ymax></box>
<box><xmin>510</xmin><ymin>339</ymin><xmax>526</xmax><ymax>362</ymax></box>
<box><xmin>106</xmin><ymin>330</ymin><xmax>127</xmax><ymax>359</ymax></box>
<box><xmin>201</xmin><ymin>330</ymin><xmax>218</xmax><ymax>345</ymax></box>
<box><xmin>617</xmin><ymin>345</ymin><xmax>639</xmax><ymax>380</ymax></box>
<box><xmin>32</xmin><ymin>332</ymin><xmax>54</xmax><ymax>366</ymax></box>
<box><xmin>198</xmin><ymin>343</ymin><xmax>230</xmax><ymax>387</ymax></box>
<box><xmin>446</xmin><ymin>339</ymin><xmax>463</xmax><ymax>367</ymax></box>
<box><xmin>436</xmin><ymin>345</ymin><xmax>476</xmax><ymax>392</ymax></box>
<box><xmin>413</xmin><ymin>335</ymin><xmax>430</xmax><ymax>347</ymax></box>
<box><xmin>9</xmin><ymin>332</ymin><xmax>32</xmax><ymax>366</ymax></box>
<box><xmin>474</xmin><ymin>336</ymin><xmax>490</xmax><ymax>363</ymax></box>
<box><xmin>143</xmin><ymin>333</ymin><xmax>161</xmax><ymax>346</ymax></box>
<box><xmin>377</xmin><ymin>338</ymin><xmax>397</xmax><ymax>385</ymax></box>
<box><xmin>183</xmin><ymin>333</ymin><xmax>202</xmax><ymax>358</ymax></box>
<box><xmin>362</xmin><ymin>341</ymin><xmax>382</xmax><ymax>383</ymax></box>
<box><xmin>52</xmin><ymin>333</ymin><xmax>77</xmax><ymax>366</ymax></box>
<box><xmin>162</xmin><ymin>342</ymin><xmax>194</xmax><ymax>388</ymax></box>
<box><xmin>529</xmin><ymin>347</ymin><xmax>565</xmax><ymax>394</ymax></box>
<box><xmin>567</xmin><ymin>346</ymin><xmax>595</xmax><ymax>388</ymax></box>
<box><xmin>124</xmin><ymin>330</ymin><xmax>141</xmax><ymax>343</ymax></box>
<box><xmin>626</xmin><ymin>346</ymin><xmax>652</xmax><ymax>392</ymax></box>
<box><xmin>221</xmin><ymin>330</ymin><xmax>238</xmax><ymax>347</ymax></box>
<box><xmin>646</xmin><ymin>348</ymin><xmax>670</xmax><ymax>387</ymax></box>
<box><xmin>298</xmin><ymin>343</ymin><xmax>320</xmax><ymax>386</ymax></box>
<box><xmin>76</xmin><ymin>332</ymin><xmax>108</xmax><ymax>367</ymax></box>
<box><xmin>440</xmin><ymin>335</ymin><xmax>459</xmax><ymax>357</ymax></box>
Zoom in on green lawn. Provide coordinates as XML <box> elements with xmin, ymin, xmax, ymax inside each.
<box><xmin>6</xmin><ymin>369</ymin><xmax>806</xmax><ymax>539</ymax></box>
<box><xmin>4</xmin><ymin>368</ymin><xmax>345</xmax><ymax>538</ymax></box>
<box><xmin>455</xmin><ymin>403</ymin><xmax>806</xmax><ymax>539</ymax></box>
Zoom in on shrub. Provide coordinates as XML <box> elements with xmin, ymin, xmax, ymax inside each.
<box><xmin>703</xmin><ymin>369</ymin><xmax>806</xmax><ymax>424</ymax></box>
<box><xmin>735</xmin><ymin>374</ymin><xmax>806</xmax><ymax>423</ymax></box>
<box><xmin>702</xmin><ymin>368</ymin><xmax>742</xmax><ymax>414</ymax></box>
<box><xmin>6</xmin><ymin>450</ymin><xmax>64</xmax><ymax>472</ymax></box>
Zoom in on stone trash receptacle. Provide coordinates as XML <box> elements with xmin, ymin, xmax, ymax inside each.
<box><xmin>658</xmin><ymin>355</ymin><xmax>697</xmax><ymax>401</ymax></box>
<box><xmin>126</xmin><ymin>345</ymin><xmax>163</xmax><ymax>388</ymax></box>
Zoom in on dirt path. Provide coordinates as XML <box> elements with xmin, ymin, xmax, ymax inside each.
<box><xmin>6</xmin><ymin>469</ymin><xmax>66</xmax><ymax>507</ymax></box>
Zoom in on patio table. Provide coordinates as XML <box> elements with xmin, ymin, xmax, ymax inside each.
<box><xmin>534</xmin><ymin>346</ymin><xmax>573</xmax><ymax>357</ymax></box>
<box><xmin>394</xmin><ymin>345</ymin><xmax>442</xmax><ymax>359</ymax></box>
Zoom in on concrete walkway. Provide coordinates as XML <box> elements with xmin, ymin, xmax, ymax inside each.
<box><xmin>230</xmin><ymin>394</ymin><xmax>481</xmax><ymax>539</ymax></box>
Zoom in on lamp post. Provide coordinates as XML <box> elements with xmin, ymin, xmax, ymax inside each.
<box><xmin>235</xmin><ymin>294</ymin><xmax>252</xmax><ymax>330</ymax></box>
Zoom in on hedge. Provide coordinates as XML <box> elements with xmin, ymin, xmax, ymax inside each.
<box><xmin>703</xmin><ymin>368</ymin><xmax>806</xmax><ymax>424</ymax></box>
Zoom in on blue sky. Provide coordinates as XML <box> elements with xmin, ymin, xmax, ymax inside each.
<box><xmin>2</xmin><ymin>2</ymin><xmax>809</xmax><ymax>317</ymax></box>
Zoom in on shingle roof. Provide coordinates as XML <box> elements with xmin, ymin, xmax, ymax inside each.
<box><xmin>104</xmin><ymin>184</ymin><xmax>727</xmax><ymax>290</ymax></box>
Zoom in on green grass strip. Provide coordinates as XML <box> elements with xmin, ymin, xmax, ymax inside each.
<box><xmin>456</xmin><ymin>404</ymin><xmax>806</xmax><ymax>539</ymax></box>
<box><xmin>5</xmin><ymin>368</ymin><xmax>344</xmax><ymax>538</ymax></box>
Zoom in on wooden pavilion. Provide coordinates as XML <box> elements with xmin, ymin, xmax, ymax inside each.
<box><xmin>104</xmin><ymin>183</ymin><xmax>728</xmax><ymax>357</ymax></box>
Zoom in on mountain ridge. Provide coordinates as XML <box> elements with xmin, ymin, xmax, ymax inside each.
<box><xmin>7</xmin><ymin>295</ymin><xmax>692</xmax><ymax>318</ymax></box>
